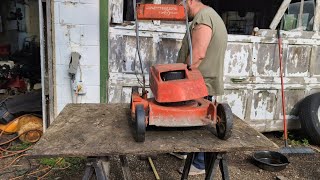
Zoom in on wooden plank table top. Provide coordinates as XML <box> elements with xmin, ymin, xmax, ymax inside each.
<box><xmin>29</xmin><ymin>104</ymin><xmax>278</xmax><ymax>157</ymax></box>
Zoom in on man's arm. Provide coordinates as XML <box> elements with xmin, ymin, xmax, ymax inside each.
<box><xmin>186</xmin><ymin>24</ymin><xmax>212</xmax><ymax>69</ymax></box>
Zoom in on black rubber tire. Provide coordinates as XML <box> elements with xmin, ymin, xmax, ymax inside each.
<box><xmin>216</xmin><ymin>103</ymin><xmax>233</xmax><ymax>140</ymax></box>
<box><xmin>161</xmin><ymin>71</ymin><xmax>185</xmax><ymax>81</ymax></box>
<box><xmin>135</xmin><ymin>104</ymin><xmax>146</xmax><ymax>142</ymax></box>
<box><xmin>299</xmin><ymin>92</ymin><xmax>320</xmax><ymax>145</ymax></box>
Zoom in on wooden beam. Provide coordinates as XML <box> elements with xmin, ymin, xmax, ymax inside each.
<box><xmin>47</xmin><ymin>0</ymin><xmax>55</xmax><ymax>125</ymax></box>
<box><xmin>269</xmin><ymin>0</ymin><xmax>292</xmax><ymax>30</ymax></box>
<box><xmin>314</xmin><ymin>0</ymin><xmax>320</xmax><ymax>31</ymax></box>
<box><xmin>100</xmin><ymin>0</ymin><xmax>108</xmax><ymax>103</ymax></box>
<box><xmin>111</xmin><ymin>0</ymin><xmax>124</xmax><ymax>24</ymax></box>
<box><xmin>297</xmin><ymin>0</ymin><xmax>304</xmax><ymax>28</ymax></box>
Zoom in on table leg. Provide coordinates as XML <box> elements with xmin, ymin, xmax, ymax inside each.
<box><xmin>204</xmin><ymin>152</ymin><xmax>229</xmax><ymax>180</ymax></box>
<box><xmin>82</xmin><ymin>157</ymin><xmax>110</xmax><ymax>180</ymax></box>
<box><xmin>82</xmin><ymin>164</ymin><xmax>94</xmax><ymax>180</ymax></box>
<box><xmin>180</xmin><ymin>153</ymin><xmax>195</xmax><ymax>180</ymax></box>
<box><xmin>120</xmin><ymin>155</ymin><xmax>132</xmax><ymax>180</ymax></box>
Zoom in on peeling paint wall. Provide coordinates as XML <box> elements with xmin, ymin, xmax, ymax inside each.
<box><xmin>53</xmin><ymin>0</ymin><xmax>100</xmax><ymax>116</ymax></box>
<box><xmin>108</xmin><ymin>21</ymin><xmax>320</xmax><ymax>132</ymax></box>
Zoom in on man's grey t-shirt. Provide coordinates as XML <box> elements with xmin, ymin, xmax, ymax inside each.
<box><xmin>177</xmin><ymin>7</ymin><xmax>228</xmax><ymax>96</ymax></box>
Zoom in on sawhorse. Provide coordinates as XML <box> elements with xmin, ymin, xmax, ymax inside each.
<box><xmin>82</xmin><ymin>156</ymin><xmax>132</xmax><ymax>180</ymax></box>
<box><xmin>181</xmin><ymin>152</ymin><xmax>229</xmax><ymax>180</ymax></box>
<box><xmin>82</xmin><ymin>152</ymin><xmax>229</xmax><ymax>180</ymax></box>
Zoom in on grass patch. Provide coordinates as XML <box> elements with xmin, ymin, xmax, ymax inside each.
<box><xmin>8</xmin><ymin>142</ymin><xmax>33</xmax><ymax>151</ymax></box>
<box><xmin>287</xmin><ymin>132</ymin><xmax>310</xmax><ymax>146</ymax></box>
<box><xmin>39</xmin><ymin>157</ymin><xmax>86</xmax><ymax>170</ymax></box>
<box><xmin>39</xmin><ymin>157</ymin><xmax>86</xmax><ymax>179</ymax></box>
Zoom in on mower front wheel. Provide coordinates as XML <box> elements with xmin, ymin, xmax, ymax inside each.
<box><xmin>135</xmin><ymin>104</ymin><xmax>146</xmax><ymax>142</ymax></box>
<box><xmin>216</xmin><ymin>103</ymin><xmax>233</xmax><ymax>140</ymax></box>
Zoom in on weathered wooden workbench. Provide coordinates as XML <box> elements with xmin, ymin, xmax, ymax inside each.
<box><xmin>29</xmin><ymin>104</ymin><xmax>278</xmax><ymax>180</ymax></box>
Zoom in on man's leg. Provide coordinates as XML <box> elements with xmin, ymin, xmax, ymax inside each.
<box><xmin>193</xmin><ymin>152</ymin><xmax>205</xmax><ymax>169</ymax></box>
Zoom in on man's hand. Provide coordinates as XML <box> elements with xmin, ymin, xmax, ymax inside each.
<box><xmin>187</xmin><ymin>24</ymin><xmax>212</xmax><ymax>69</ymax></box>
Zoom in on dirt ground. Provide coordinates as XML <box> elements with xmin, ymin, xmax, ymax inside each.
<box><xmin>1</xmin><ymin>133</ymin><xmax>320</xmax><ymax>180</ymax></box>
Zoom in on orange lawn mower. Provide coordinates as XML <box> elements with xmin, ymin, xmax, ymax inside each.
<box><xmin>130</xmin><ymin>0</ymin><xmax>233</xmax><ymax>142</ymax></box>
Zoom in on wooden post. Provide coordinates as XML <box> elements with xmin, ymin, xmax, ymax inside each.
<box><xmin>47</xmin><ymin>0</ymin><xmax>55</xmax><ymax>125</ymax></box>
<box><xmin>269</xmin><ymin>0</ymin><xmax>292</xmax><ymax>30</ymax></box>
<box><xmin>100</xmin><ymin>0</ymin><xmax>109</xmax><ymax>103</ymax></box>
<box><xmin>111</xmin><ymin>0</ymin><xmax>124</xmax><ymax>23</ymax></box>
<box><xmin>297</xmin><ymin>0</ymin><xmax>304</xmax><ymax>28</ymax></box>
<box><xmin>314</xmin><ymin>0</ymin><xmax>320</xmax><ymax>31</ymax></box>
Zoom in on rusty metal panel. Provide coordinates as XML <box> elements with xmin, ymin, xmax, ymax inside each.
<box><xmin>255</xmin><ymin>43</ymin><xmax>280</xmax><ymax>76</ymax></box>
<box><xmin>224</xmin><ymin>43</ymin><xmax>252</xmax><ymax>76</ymax></box>
<box><xmin>286</xmin><ymin>45</ymin><xmax>312</xmax><ymax>77</ymax></box>
<box><xmin>249</xmin><ymin>90</ymin><xmax>277</xmax><ymax>121</ymax></box>
<box><xmin>223</xmin><ymin>89</ymin><xmax>248</xmax><ymax>120</ymax></box>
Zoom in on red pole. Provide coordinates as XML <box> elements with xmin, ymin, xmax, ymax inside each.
<box><xmin>277</xmin><ymin>29</ymin><xmax>288</xmax><ymax>147</ymax></box>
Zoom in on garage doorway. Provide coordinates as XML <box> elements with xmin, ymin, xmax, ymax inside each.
<box><xmin>0</xmin><ymin>0</ymin><xmax>52</xmax><ymax>130</ymax></box>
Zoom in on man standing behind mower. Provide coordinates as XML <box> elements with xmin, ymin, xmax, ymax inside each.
<box><xmin>173</xmin><ymin>0</ymin><xmax>228</xmax><ymax>175</ymax></box>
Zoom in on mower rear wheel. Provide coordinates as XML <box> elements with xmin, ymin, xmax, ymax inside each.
<box><xmin>135</xmin><ymin>104</ymin><xmax>146</xmax><ymax>142</ymax></box>
<box><xmin>216</xmin><ymin>103</ymin><xmax>233</xmax><ymax>140</ymax></box>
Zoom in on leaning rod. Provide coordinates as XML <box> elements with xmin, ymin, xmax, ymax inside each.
<box><xmin>133</xmin><ymin>0</ymin><xmax>146</xmax><ymax>92</ymax></box>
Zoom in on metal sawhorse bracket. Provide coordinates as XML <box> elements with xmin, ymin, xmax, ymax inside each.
<box><xmin>82</xmin><ymin>156</ymin><xmax>132</xmax><ymax>180</ymax></box>
<box><xmin>181</xmin><ymin>152</ymin><xmax>230</xmax><ymax>180</ymax></box>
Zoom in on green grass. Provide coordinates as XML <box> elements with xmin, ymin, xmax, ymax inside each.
<box><xmin>287</xmin><ymin>132</ymin><xmax>310</xmax><ymax>146</ymax></box>
<box><xmin>8</xmin><ymin>142</ymin><xmax>33</xmax><ymax>151</ymax></box>
<box><xmin>39</xmin><ymin>157</ymin><xmax>86</xmax><ymax>170</ymax></box>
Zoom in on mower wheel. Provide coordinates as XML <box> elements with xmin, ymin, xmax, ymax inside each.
<box><xmin>216</xmin><ymin>103</ymin><xmax>233</xmax><ymax>140</ymax></box>
<box><xmin>135</xmin><ymin>104</ymin><xmax>146</xmax><ymax>142</ymax></box>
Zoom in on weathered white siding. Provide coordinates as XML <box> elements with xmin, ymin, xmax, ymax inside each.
<box><xmin>53</xmin><ymin>0</ymin><xmax>100</xmax><ymax>116</ymax></box>
<box><xmin>108</xmin><ymin>22</ymin><xmax>320</xmax><ymax>132</ymax></box>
